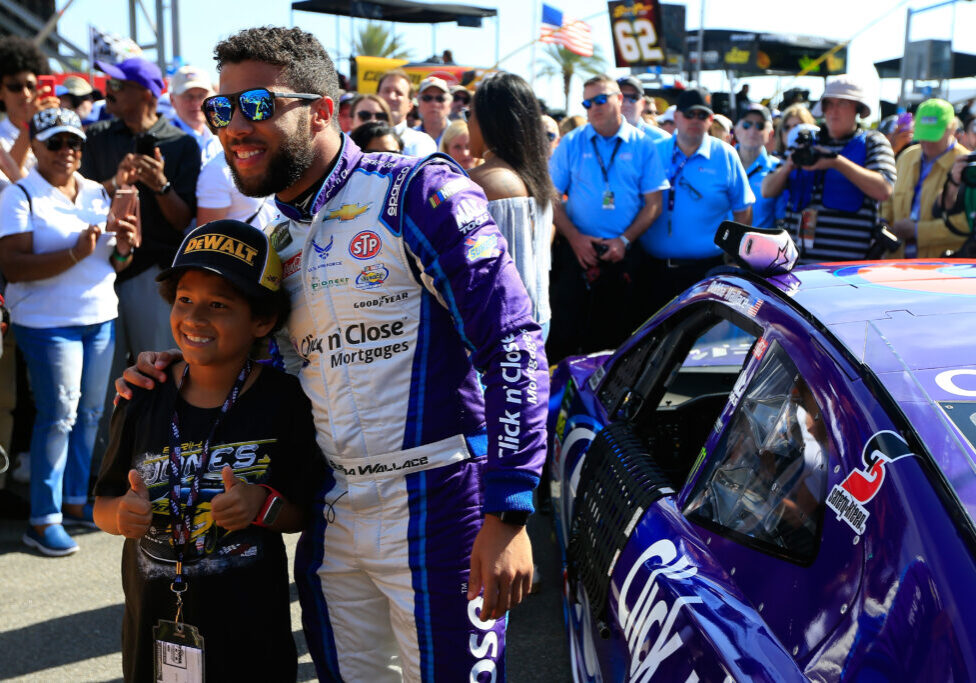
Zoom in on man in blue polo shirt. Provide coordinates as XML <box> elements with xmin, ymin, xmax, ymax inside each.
<box><xmin>618</xmin><ymin>76</ymin><xmax>669</xmax><ymax>142</ymax></box>
<box><xmin>642</xmin><ymin>86</ymin><xmax>753</xmax><ymax>311</ymax></box>
<box><xmin>735</xmin><ymin>103</ymin><xmax>785</xmax><ymax>229</ymax></box>
<box><xmin>548</xmin><ymin>73</ymin><xmax>668</xmax><ymax>361</ymax></box>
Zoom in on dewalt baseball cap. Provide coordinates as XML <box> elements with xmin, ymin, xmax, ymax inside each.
<box><xmin>158</xmin><ymin>220</ymin><xmax>282</xmax><ymax>298</ymax></box>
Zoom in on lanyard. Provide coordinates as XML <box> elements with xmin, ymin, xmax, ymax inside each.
<box><xmin>667</xmin><ymin>146</ymin><xmax>692</xmax><ymax>212</ymax></box>
<box><xmin>591</xmin><ymin>136</ymin><xmax>622</xmax><ymax>189</ymax></box>
<box><xmin>167</xmin><ymin>360</ymin><xmax>252</xmax><ymax>614</ymax></box>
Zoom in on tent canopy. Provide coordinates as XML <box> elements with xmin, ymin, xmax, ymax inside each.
<box><xmin>874</xmin><ymin>53</ymin><xmax>976</xmax><ymax>80</ymax></box>
<box><xmin>686</xmin><ymin>29</ymin><xmax>848</xmax><ymax>77</ymax></box>
<box><xmin>292</xmin><ymin>0</ymin><xmax>496</xmax><ymax>25</ymax></box>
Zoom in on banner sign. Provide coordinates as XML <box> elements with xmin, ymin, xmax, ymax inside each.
<box><xmin>607</xmin><ymin>1</ymin><xmax>667</xmax><ymax>68</ymax></box>
<box><xmin>354</xmin><ymin>56</ymin><xmax>493</xmax><ymax>94</ymax></box>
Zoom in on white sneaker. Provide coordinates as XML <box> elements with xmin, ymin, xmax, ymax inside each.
<box><xmin>11</xmin><ymin>452</ymin><xmax>29</xmax><ymax>484</ymax></box>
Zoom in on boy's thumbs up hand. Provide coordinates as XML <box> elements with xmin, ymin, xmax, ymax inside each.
<box><xmin>211</xmin><ymin>465</ymin><xmax>264</xmax><ymax>531</ymax></box>
<box><xmin>117</xmin><ymin>469</ymin><xmax>153</xmax><ymax>538</ymax></box>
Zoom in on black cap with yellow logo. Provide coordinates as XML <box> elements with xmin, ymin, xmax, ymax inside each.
<box><xmin>157</xmin><ymin>220</ymin><xmax>282</xmax><ymax>299</ymax></box>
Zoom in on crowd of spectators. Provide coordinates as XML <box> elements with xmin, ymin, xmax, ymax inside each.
<box><xmin>1</xmin><ymin>28</ymin><xmax>975</xmax><ymax>555</ymax></box>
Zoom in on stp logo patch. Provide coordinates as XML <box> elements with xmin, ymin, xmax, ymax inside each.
<box><xmin>349</xmin><ymin>231</ymin><xmax>381</xmax><ymax>260</ymax></box>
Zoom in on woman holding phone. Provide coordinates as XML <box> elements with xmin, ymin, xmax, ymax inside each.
<box><xmin>0</xmin><ymin>108</ymin><xmax>137</xmax><ymax>556</ymax></box>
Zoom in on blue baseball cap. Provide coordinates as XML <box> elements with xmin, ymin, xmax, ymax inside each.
<box><xmin>95</xmin><ymin>57</ymin><xmax>165</xmax><ymax>98</ymax></box>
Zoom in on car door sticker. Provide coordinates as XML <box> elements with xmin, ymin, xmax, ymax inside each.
<box><xmin>826</xmin><ymin>430</ymin><xmax>914</xmax><ymax>535</ymax></box>
<box><xmin>617</xmin><ymin>539</ymin><xmax>703</xmax><ymax>682</ymax></box>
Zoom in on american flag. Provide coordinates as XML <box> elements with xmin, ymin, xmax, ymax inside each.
<box><xmin>540</xmin><ymin>4</ymin><xmax>594</xmax><ymax>57</ymax></box>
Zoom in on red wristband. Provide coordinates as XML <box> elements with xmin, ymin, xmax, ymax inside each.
<box><xmin>254</xmin><ymin>484</ymin><xmax>284</xmax><ymax>528</ymax></box>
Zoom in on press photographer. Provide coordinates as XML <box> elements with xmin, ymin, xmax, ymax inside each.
<box><xmin>762</xmin><ymin>76</ymin><xmax>896</xmax><ymax>262</ymax></box>
<box><xmin>881</xmin><ymin>98</ymin><xmax>970</xmax><ymax>258</ymax></box>
<box><xmin>940</xmin><ymin>150</ymin><xmax>976</xmax><ymax>255</ymax></box>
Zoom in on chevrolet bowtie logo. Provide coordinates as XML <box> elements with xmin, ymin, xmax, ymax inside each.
<box><xmin>326</xmin><ymin>203</ymin><xmax>370</xmax><ymax>221</ymax></box>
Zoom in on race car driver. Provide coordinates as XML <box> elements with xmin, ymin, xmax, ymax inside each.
<box><xmin>118</xmin><ymin>26</ymin><xmax>548</xmax><ymax>682</ymax></box>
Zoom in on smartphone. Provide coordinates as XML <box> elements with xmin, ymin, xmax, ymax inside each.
<box><xmin>108</xmin><ymin>187</ymin><xmax>138</xmax><ymax>231</ymax></box>
<box><xmin>37</xmin><ymin>75</ymin><xmax>56</xmax><ymax>98</ymax></box>
<box><xmin>594</xmin><ymin>242</ymin><xmax>609</xmax><ymax>256</ymax></box>
<box><xmin>135</xmin><ymin>132</ymin><xmax>158</xmax><ymax>157</ymax></box>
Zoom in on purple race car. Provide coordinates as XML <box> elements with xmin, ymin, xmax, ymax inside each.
<box><xmin>549</xmin><ymin>258</ymin><xmax>976</xmax><ymax>681</ymax></box>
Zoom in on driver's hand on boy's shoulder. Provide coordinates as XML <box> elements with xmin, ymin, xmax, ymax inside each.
<box><xmin>114</xmin><ymin>349</ymin><xmax>183</xmax><ymax>403</ymax></box>
<box><xmin>211</xmin><ymin>466</ymin><xmax>266</xmax><ymax>531</ymax></box>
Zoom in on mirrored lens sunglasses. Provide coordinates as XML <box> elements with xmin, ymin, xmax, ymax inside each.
<box><xmin>201</xmin><ymin>88</ymin><xmax>321</xmax><ymax>129</ymax></box>
<box><xmin>582</xmin><ymin>93</ymin><xmax>611</xmax><ymax>109</ymax></box>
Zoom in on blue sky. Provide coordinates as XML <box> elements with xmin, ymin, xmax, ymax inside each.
<box><xmin>52</xmin><ymin>0</ymin><xmax>976</xmax><ymax>117</ymax></box>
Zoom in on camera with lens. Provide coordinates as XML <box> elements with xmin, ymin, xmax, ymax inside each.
<box><xmin>787</xmin><ymin>123</ymin><xmax>836</xmax><ymax>168</ymax></box>
<box><xmin>962</xmin><ymin>152</ymin><xmax>976</xmax><ymax>187</ymax></box>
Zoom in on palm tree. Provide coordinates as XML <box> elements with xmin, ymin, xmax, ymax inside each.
<box><xmin>536</xmin><ymin>44</ymin><xmax>607</xmax><ymax>111</ymax></box>
<box><xmin>353</xmin><ymin>22</ymin><xmax>411</xmax><ymax>59</ymax></box>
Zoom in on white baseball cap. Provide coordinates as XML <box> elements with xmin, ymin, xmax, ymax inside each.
<box><xmin>170</xmin><ymin>66</ymin><xmax>213</xmax><ymax>95</ymax></box>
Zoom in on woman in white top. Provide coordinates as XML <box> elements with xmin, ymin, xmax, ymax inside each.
<box><xmin>467</xmin><ymin>73</ymin><xmax>556</xmax><ymax>337</ymax></box>
<box><xmin>0</xmin><ymin>108</ymin><xmax>137</xmax><ymax>556</ymax></box>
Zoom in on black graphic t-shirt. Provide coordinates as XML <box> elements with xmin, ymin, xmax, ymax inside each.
<box><xmin>95</xmin><ymin>365</ymin><xmax>326</xmax><ymax>683</ymax></box>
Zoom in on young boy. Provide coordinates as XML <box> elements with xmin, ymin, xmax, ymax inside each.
<box><xmin>93</xmin><ymin>220</ymin><xmax>324</xmax><ymax>682</ymax></box>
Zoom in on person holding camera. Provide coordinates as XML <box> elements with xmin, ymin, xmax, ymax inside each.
<box><xmin>762</xmin><ymin>76</ymin><xmax>895</xmax><ymax>263</ymax></box>
<box><xmin>881</xmin><ymin>99</ymin><xmax>970</xmax><ymax>258</ymax></box>
<box><xmin>940</xmin><ymin>145</ymin><xmax>976</xmax><ymax>253</ymax></box>
<box><xmin>548</xmin><ymin>73</ymin><xmax>667</xmax><ymax>362</ymax></box>
<box><xmin>81</xmin><ymin>57</ymin><xmax>200</xmax><ymax>363</ymax></box>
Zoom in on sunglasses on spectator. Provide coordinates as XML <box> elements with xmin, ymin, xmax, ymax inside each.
<box><xmin>421</xmin><ymin>94</ymin><xmax>447</xmax><ymax>103</ymax></box>
<box><xmin>106</xmin><ymin>79</ymin><xmax>129</xmax><ymax>93</ymax></box>
<box><xmin>546</xmin><ymin>131</ymin><xmax>557</xmax><ymax>142</ymax></box>
<box><xmin>202</xmin><ymin>88</ymin><xmax>321</xmax><ymax>129</ymax></box>
<box><xmin>4</xmin><ymin>80</ymin><xmax>37</xmax><ymax>93</ymax></box>
<box><xmin>453</xmin><ymin>93</ymin><xmax>470</xmax><ymax>103</ymax></box>
<box><xmin>43</xmin><ymin>135</ymin><xmax>83</xmax><ymax>152</ymax></box>
<box><xmin>582</xmin><ymin>93</ymin><xmax>612</xmax><ymax>109</ymax></box>
<box><xmin>681</xmin><ymin>110</ymin><xmax>710</xmax><ymax>121</ymax></box>
<box><xmin>739</xmin><ymin>120</ymin><xmax>767</xmax><ymax>130</ymax></box>
<box><xmin>356</xmin><ymin>110</ymin><xmax>389</xmax><ymax>122</ymax></box>
<box><xmin>622</xmin><ymin>93</ymin><xmax>641</xmax><ymax>103</ymax></box>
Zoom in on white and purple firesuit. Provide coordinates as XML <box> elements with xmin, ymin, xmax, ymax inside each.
<box><xmin>274</xmin><ymin>137</ymin><xmax>548</xmax><ymax>682</ymax></box>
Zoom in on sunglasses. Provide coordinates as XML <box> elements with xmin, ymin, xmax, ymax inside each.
<box><xmin>4</xmin><ymin>80</ymin><xmax>36</xmax><ymax>94</ymax></box>
<box><xmin>43</xmin><ymin>135</ymin><xmax>83</xmax><ymax>152</ymax></box>
<box><xmin>681</xmin><ymin>110</ymin><xmax>710</xmax><ymax>121</ymax></box>
<box><xmin>356</xmin><ymin>110</ymin><xmax>389</xmax><ymax>122</ymax></box>
<box><xmin>622</xmin><ymin>93</ymin><xmax>641</xmax><ymax>103</ymax></box>
<box><xmin>453</xmin><ymin>94</ymin><xmax>470</xmax><ymax>103</ymax></box>
<box><xmin>421</xmin><ymin>94</ymin><xmax>447</xmax><ymax>103</ymax></box>
<box><xmin>546</xmin><ymin>131</ymin><xmax>557</xmax><ymax>142</ymax></box>
<box><xmin>582</xmin><ymin>93</ymin><xmax>611</xmax><ymax>109</ymax></box>
<box><xmin>739</xmin><ymin>120</ymin><xmax>767</xmax><ymax>131</ymax></box>
<box><xmin>202</xmin><ymin>88</ymin><xmax>321</xmax><ymax>129</ymax></box>
<box><xmin>107</xmin><ymin>79</ymin><xmax>127</xmax><ymax>93</ymax></box>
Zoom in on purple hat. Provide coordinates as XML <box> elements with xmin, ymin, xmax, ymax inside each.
<box><xmin>95</xmin><ymin>57</ymin><xmax>165</xmax><ymax>98</ymax></box>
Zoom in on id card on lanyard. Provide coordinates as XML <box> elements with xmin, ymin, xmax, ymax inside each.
<box><xmin>153</xmin><ymin>360</ymin><xmax>253</xmax><ymax>683</ymax></box>
<box><xmin>591</xmin><ymin>136</ymin><xmax>622</xmax><ymax>210</ymax></box>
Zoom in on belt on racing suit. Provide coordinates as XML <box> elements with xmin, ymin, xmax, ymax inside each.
<box><xmin>324</xmin><ymin>434</ymin><xmax>474</xmax><ymax>511</ymax></box>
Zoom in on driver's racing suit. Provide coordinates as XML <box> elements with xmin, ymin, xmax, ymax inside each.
<box><xmin>273</xmin><ymin>137</ymin><xmax>548</xmax><ymax>682</ymax></box>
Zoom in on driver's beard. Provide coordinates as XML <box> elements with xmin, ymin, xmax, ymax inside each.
<box><xmin>227</xmin><ymin>118</ymin><xmax>316</xmax><ymax>198</ymax></box>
